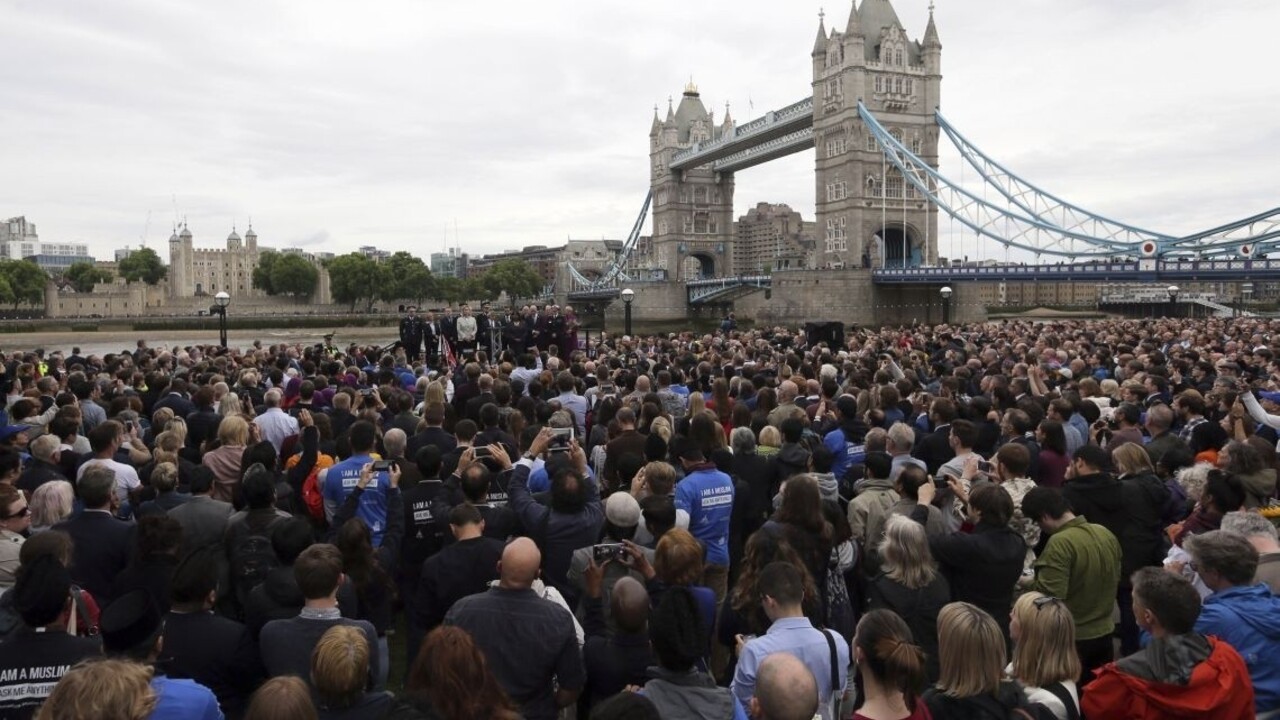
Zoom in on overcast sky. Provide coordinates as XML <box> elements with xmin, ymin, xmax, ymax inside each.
<box><xmin>3</xmin><ymin>0</ymin><xmax>1278</xmax><ymax>263</ymax></box>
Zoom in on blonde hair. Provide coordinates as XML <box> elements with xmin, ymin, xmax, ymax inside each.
<box><xmin>30</xmin><ymin>480</ymin><xmax>75</xmax><ymax>528</ymax></box>
<box><xmin>1112</xmin><ymin>442</ymin><xmax>1154</xmax><ymax>477</ymax></box>
<box><xmin>37</xmin><ymin>658</ymin><xmax>156</xmax><ymax>720</ymax></box>
<box><xmin>244</xmin><ymin>676</ymin><xmax>317</xmax><ymax>720</ymax></box>
<box><xmin>879</xmin><ymin>514</ymin><xmax>938</xmax><ymax>590</ymax></box>
<box><xmin>758</xmin><ymin>425</ymin><xmax>782</xmax><ymax>449</ymax></box>
<box><xmin>218</xmin><ymin>392</ymin><xmax>244</xmax><ymax>417</ymax></box>
<box><xmin>311</xmin><ymin>625</ymin><xmax>369</xmax><ymax>709</ymax></box>
<box><xmin>152</xmin><ymin>430</ymin><xmax>182</xmax><ymax>465</ymax></box>
<box><xmin>1010</xmin><ymin>592</ymin><xmax>1080</xmax><ymax>689</ymax></box>
<box><xmin>163</xmin><ymin>416</ymin><xmax>188</xmax><ymax>442</ymax></box>
<box><xmin>649</xmin><ymin>416</ymin><xmax>673</xmax><ymax>443</ymax></box>
<box><xmin>935</xmin><ymin>602</ymin><xmax>1005</xmax><ymax>698</ymax></box>
<box><xmin>687</xmin><ymin>393</ymin><xmax>706</xmax><ymax>419</ymax></box>
<box><xmin>217</xmin><ymin>414</ymin><xmax>250</xmax><ymax>447</ymax></box>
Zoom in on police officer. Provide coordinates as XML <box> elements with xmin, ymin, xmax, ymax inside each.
<box><xmin>399</xmin><ymin>307</ymin><xmax>424</xmax><ymax>364</ymax></box>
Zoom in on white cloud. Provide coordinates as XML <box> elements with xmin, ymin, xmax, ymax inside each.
<box><xmin>1</xmin><ymin>0</ymin><xmax>1276</xmax><ymax>264</ymax></box>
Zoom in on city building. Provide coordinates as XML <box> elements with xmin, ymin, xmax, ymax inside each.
<box><xmin>359</xmin><ymin>245</ymin><xmax>391</xmax><ymax>262</ymax></box>
<box><xmin>430</xmin><ymin>248</ymin><xmax>469</xmax><ymax>279</ymax></box>
<box><xmin>1</xmin><ymin>216</ymin><xmax>95</xmax><ymax>273</ymax></box>
<box><xmin>733</xmin><ymin>203</ymin><xmax>816</xmax><ymax>273</ymax></box>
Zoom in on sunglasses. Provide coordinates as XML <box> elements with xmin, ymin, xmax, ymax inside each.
<box><xmin>1033</xmin><ymin>595</ymin><xmax>1063</xmax><ymax>610</ymax></box>
<box><xmin>1</xmin><ymin>506</ymin><xmax>30</xmax><ymax>520</ymax></box>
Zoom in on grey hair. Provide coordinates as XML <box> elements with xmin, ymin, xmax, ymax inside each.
<box><xmin>1221</xmin><ymin>510</ymin><xmax>1279</xmax><ymax>542</ymax></box>
<box><xmin>730</xmin><ymin>426</ymin><xmax>756</xmax><ymax>455</ymax></box>
<box><xmin>548</xmin><ymin>410</ymin><xmax>574</xmax><ymax>429</ymax></box>
<box><xmin>383</xmin><ymin>428</ymin><xmax>407</xmax><ymax>458</ymax></box>
<box><xmin>879</xmin><ymin>514</ymin><xmax>938</xmax><ymax>590</ymax></box>
<box><xmin>865</xmin><ymin>427</ymin><xmax>889</xmax><ymax>453</ymax></box>
<box><xmin>887</xmin><ymin>422</ymin><xmax>916</xmax><ymax>452</ymax></box>
<box><xmin>1174</xmin><ymin>462</ymin><xmax>1215</xmax><ymax>502</ymax></box>
<box><xmin>1184</xmin><ymin>530</ymin><xmax>1260</xmax><ymax>586</ymax></box>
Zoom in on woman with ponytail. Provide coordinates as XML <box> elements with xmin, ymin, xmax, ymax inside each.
<box><xmin>853</xmin><ymin>609</ymin><xmax>930</xmax><ymax>720</ymax></box>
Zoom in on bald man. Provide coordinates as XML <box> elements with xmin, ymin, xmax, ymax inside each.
<box><xmin>752</xmin><ymin>653</ymin><xmax>819</xmax><ymax>720</ymax></box>
<box><xmin>445</xmin><ymin>537</ymin><xmax>584</xmax><ymax>720</ymax></box>
<box><xmin>582</xmin><ymin>575</ymin><xmax>654</xmax><ymax>710</ymax></box>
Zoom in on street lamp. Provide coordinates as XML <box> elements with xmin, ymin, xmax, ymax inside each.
<box><xmin>620</xmin><ymin>288</ymin><xmax>635</xmax><ymax>337</ymax></box>
<box><xmin>211</xmin><ymin>291</ymin><xmax>231</xmax><ymax>348</ymax></box>
<box><xmin>939</xmin><ymin>286</ymin><xmax>953</xmax><ymax>325</ymax></box>
<box><xmin>1166</xmin><ymin>285</ymin><xmax>1179</xmax><ymax>318</ymax></box>
<box><xmin>1242</xmin><ymin>282</ymin><xmax>1254</xmax><ymax>317</ymax></box>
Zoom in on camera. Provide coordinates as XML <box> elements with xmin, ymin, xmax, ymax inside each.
<box><xmin>372</xmin><ymin>460</ymin><xmax>393</xmax><ymax>471</ymax></box>
<box><xmin>473</xmin><ymin>446</ymin><xmax>492</xmax><ymax>459</ymax></box>
<box><xmin>592</xmin><ymin>543</ymin><xmax>628</xmax><ymax>563</ymax></box>
<box><xmin>549</xmin><ymin>427</ymin><xmax>574</xmax><ymax>450</ymax></box>
<box><xmin>977</xmin><ymin>460</ymin><xmax>994</xmax><ymax>474</ymax></box>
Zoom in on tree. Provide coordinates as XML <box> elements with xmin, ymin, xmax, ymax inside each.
<box><xmin>463</xmin><ymin>277</ymin><xmax>495</xmax><ymax>302</ymax></box>
<box><xmin>64</xmin><ymin>261</ymin><xmax>112</xmax><ymax>293</ymax></box>
<box><xmin>380</xmin><ymin>252</ymin><xmax>433</xmax><ymax>304</ymax></box>
<box><xmin>271</xmin><ymin>254</ymin><xmax>319</xmax><ymax>297</ymax></box>
<box><xmin>325</xmin><ymin>253</ymin><xmax>381</xmax><ymax>312</ymax></box>
<box><xmin>0</xmin><ymin>276</ymin><xmax>14</xmax><ymax>308</ymax></box>
<box><xmin>433</xmin><ymin>276</ymin><xmax>462</xmax><ymax>304</ymax></box>
<box><xmin>480</xmin><ymin>258</ymin><xmax>543</xmax><ymax>303</ymax></box>
<box><xmin>0</xmin><ymin>260</ymin><xmax>46</xmax><ymax>309</ymax></box>
<box><xmin>117</xmin><ymin>247</ymin><xmax>167</xmax><ymax>285</ymax></box>
<box><xmin>252</xmin><ymin>250</ymin><xmax>281</xmax><ymax>295</ymax></box>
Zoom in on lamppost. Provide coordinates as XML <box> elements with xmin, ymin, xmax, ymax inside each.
<box><xmin>621</xmin><ymin>288</ymin><xmax>635</xmax><ymax>337</ymax></box>
<box><xmin>939</xmin><ymin>286</ymin><xmax>953</xmax><ymax>325</ymax></box>
<box><xmin>1166</xmin><ymin>285</ymin><xmax>1179</xmax><ymax>318</ymax></box>
<box><xmin>1242</xmin><ymin>282</ymin><xmax>1254</xmax><ymax>317</ymax></box>
<box><xmin>211</xmin><ymin>291</ymin><xmax>230</xmax><ymax>348</ymax></box>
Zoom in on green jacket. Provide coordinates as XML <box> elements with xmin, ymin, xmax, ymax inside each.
<box><xmin>1032</xmin><ymin>516</ymin><xmax>1121</xmax><ymax>641</ymax></box>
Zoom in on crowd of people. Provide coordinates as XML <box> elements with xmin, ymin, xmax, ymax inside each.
<box><xmin>0</xmin><ymin>312</ymin><xmax>1278</xmax><ymax>719</ymax></box>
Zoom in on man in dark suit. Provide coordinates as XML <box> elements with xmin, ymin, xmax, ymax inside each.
<box><xmin>152</xmin><ymin>377</ymin><xmax>196</xmax><ymax>419</ymax></box>
<box><xmin>54</xmin><ymin>463</ymin><xmax>134</xmax><ymax>605</ymax></box>
<box><xmin>602</xmin><ymin>408</ymin><xmax>648</xmax><ymax>491</ymax></box>
<box><xmin>167</xmin><ymin>466</ymin><xmax>234</xmax><ymax>555</ymax></box>
<box><xmin>464</xmin><ymin>374</ymin><xmax>497</xmax><ymax>425</ymax></box>
<box><xmin>162</xmin><ymin>548</ymin><xmax>264</xmax><ymax>717</ymax></box>
<box><xmin>421</xmin><ymin>311</ymin><xmax>441</xmax><ymax>368</ymax></box>
<box><xmin>399</xmin><ymin>307</ymin><xmax>424</xmax><ymax>364</ymax></box>
<box><xmin>406</xmin><ymin>404</ymin><xmax>456</xmax><ymax>461</ymax></box>
<box><xmin>912</xmin><ymin>397</ymin><xmax>958</xmax><ymax>476</ymax></box>
<box><xmin>184</xmin><ymin>386</ymin><xmax>221</xmax><ymax>452</ymax></box>
<box><xmin>440</xmin><ymin>306</ymin><xmax>458</xmax><ymax>354</ymax></box>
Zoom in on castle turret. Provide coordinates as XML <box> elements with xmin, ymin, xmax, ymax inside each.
<box><xmin>245</xmin><ymin>224</ymin><xmax>257</xmax><ymax>253</ymax></box>
<box><xmin>227</xmin><ymin>227</ymin><xmax>242</xmax><ymax>251</ymax></box>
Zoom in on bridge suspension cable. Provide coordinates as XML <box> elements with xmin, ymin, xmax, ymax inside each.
<box><xmin>859</xmin><ymin>102</ymin><xmax>1134</xmax><ymax>258</ymax></box>
<box><xmin>566</xmin><ymin>190</ymin><xmax>652</xmax><ymax>294</ymax></box>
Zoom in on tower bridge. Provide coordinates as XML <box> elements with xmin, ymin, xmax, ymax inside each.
<box><xmin>562</xmin><ymin>0</ymin><xmax>1279</xmax><ymax>326</ymax></box>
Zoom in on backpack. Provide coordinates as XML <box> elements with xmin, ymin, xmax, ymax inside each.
<box><xmin>229</xmin><ymin>522</ymin><xmax>280</xmax><ymax>610</ymax></box>
<box><xmin>287</xmin><ymin>451</ymin><xmax>334</xmax><ymax>521</ymax></box>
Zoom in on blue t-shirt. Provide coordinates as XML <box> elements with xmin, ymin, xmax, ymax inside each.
<box><xmin>150</xmin><ymin>676</ymin><xmax>223</xmax><ymax>720</ymax></box>
<box><xmin>323</xmin><ymin>453</ymin><xmax>391</xmax><ymax>546</ymax></box>
<box><xmin>675</xmin><ymin>467</ymin><xmax>734</xmax><ymax>567</ymax></box>
<box><xmin>823</xmin><ymin>428</ymin><xmax>866</xmax><ymax>481</ymax></box>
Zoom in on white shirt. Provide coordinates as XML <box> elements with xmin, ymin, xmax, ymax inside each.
<box><xmin>253</xmin><ymin>407</ymin><xmax>299</xmax><ymax>453</ymax></box>
<box><xmin>77</xmin><ymin>457</ymin><xmax>141</xmax><ymax>504</ymax></box>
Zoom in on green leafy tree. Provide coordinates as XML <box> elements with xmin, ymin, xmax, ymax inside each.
<box><xmin>380</xmin><ymin>252</ymin><xmax>433</xmax><ymax>304</ymax></box>
<box><xmin>252</xmin><ymin>250</ymin><xmax>281</xmax><ymax>294</ymax></box>
<box><xmin>463</xmin><ymin>277</ymin><xmax>495</xmax><ymax>302</ymax></box>
<box><xmin>325</xmin><ymin>253</ymin><xmax>382</xmax><ymax>312</ymax></box>
<box><xmin>117</xmin><ymin>247</ymin><xmax>167</xmax><ymax>285</ymax></box>
<box><xmin>0</xmin><ymin>276</ymin><xmax>14</xmax><ymax>307</ymax></box>
<box><xmin>480</xmin><ymin>258</ymin><xmax>543</xmax><ymax>303</ymax></box>
<box><xmin>0</xmin><ymin>260</ymin><xmax>46</xmax><ymax>309</ymax></box>
<box><xmin>64</xmin><ymin>261</ymin><xmax>112</xmax><ymax>293</ymax></box>
<box><xmin>270</xmin><ymin>254</ymin><xmax>319</xmax><ymax>297</ymax></box>
<box><xmin>433</xmin><ymin>276</ymin><xmax>462</xmax><ymax>304</ymax></box>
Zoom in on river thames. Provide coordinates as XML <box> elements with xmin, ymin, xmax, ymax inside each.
<box><xmin>2</xmin><ymin>325</ymin><xmax>400</xmax><ymax>358</ymax></box>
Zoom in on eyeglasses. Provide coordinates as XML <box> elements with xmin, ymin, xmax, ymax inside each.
<box><xmin>1</xmin><ymin>505</ymin><xmax>30</xmax><ymax>520</ymax></box>
<box><xmin>1033</xmin><ymin>595</ymin><xmax>1063</xmax><ymax>610</ymax></box>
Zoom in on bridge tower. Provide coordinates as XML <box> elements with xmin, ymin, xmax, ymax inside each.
<box><xmin>812</xmin><ymin>0</ymin><xmax>941</xmax><ymax>269</ymax></box>
<box><xmin>649</xmin><ymin>83</ymin><xmax>737</xmax><ymax>280</ymax></box>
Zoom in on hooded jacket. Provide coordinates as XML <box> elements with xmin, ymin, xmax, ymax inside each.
<box><xmin>1195</xmin><ymin>583</ymin><xmax>1280</xmax><ymax>713</ymax></box>
<box><xmin>1082</xmin><ymin>634</ymin><xmax>1255</xmax><ymax>719</ymax></box>
<box><xmin>923</xmin><ymin>681</ymin><xmax>1035</xmax><ymax>720</ymax></box>
<box><xmin>643</xmin><ymin>667</ymin><xmax>747</xmax><ymax>720</ymax></box>
<box><xmin>1237</xmin><ymin>467</ymin><xmax>1277</xmax><ymax>509</ymax></box>
<box><xmin>1065</xmin><ymin>472</ymin><xmax>1165</xmax><ymax>582</ymax></box>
